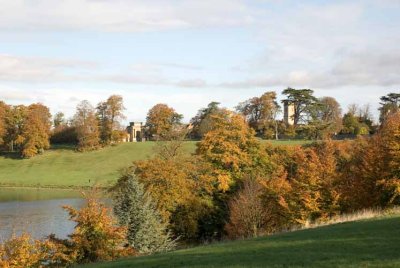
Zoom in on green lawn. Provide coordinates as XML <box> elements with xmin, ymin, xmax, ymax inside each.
<box><xmin>0</xmin><ymin>140</ymin><xmax>308</xmax><ymax>188</ymax></box>
<box><xmin>83</xmin><ymin>215</ymin><xmax>400</xmax><ymax>268</ymax></box>
<box><xmin>0</xmin><ymin>142</ymin><xmax>196</xmax><ymax>188</ymax></box>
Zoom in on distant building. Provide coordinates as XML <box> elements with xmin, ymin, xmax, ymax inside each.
<box><xmin>283</xmin><ymin>101</ymin><xmax>295</xmax><ymax>125</ymax></box>
<box><xmin>126</xmin><ymin>122</ymin><xmax>145</xmax><ymax>142</ymax></box>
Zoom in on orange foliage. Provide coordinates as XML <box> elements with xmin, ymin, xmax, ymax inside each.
<box><xmin>62</xmin><ymin>193</ymin><xmax>133</xmax><ymax>264</ymax></box>
<box><xmin>134</xmin><ymin>156</ymin><xmax>216</xmax><ymax>223</ymax></box>
<box><xmin>0</xmin><ymin>233</ymin><xmax>45</xmax><ymax>268</ymax></box>
<box><xmin>196</xmin><ymin>109</ymin><xmax>262</xmax><ymax>191</ymax></box>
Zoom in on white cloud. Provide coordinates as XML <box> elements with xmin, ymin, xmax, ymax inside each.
<box><xmin>0</xmin><ymin>0</ymin><xmax>256</xmax><ymax>32</ymax></box>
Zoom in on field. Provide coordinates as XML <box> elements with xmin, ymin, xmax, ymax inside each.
<box><xmin>83</xmin><ymin>214</ymin><xmax>400</xmax><ymax>268</ymax></box>
<box><xmin>0</xmin><ymin>140</ymin><xmax>308</xmax><ymax>188</ymax></box>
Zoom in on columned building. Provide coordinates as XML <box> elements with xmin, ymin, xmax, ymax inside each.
<box><xmin>126</xmin><ymin>122</ymin><xmax>145</xmax><ymax>142</ymax></box>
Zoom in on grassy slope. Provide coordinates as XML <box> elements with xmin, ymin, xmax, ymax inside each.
<box><xmin>0</xmin><ymin>140</ymin><xmax>307</xmax><ymax>188</ymax></box>
<box><xmin>84</xmin><ymin>215</ymin><xmax>400</xmax><ymax>268</ymax></box>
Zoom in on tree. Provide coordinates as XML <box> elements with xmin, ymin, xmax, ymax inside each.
<box><xmin>341</xmin><ymin>104</ymin><xmax>371</xmax><ymax>135</ymax></box>
<box><xmin>196</xmin><ymin>109</ymin><xmax>263</xmax><ymax>191</ymax></box>
<box><xmin>53</xmin><ymin>112</ymin><xmax>65</xmax><ymax>128</ymax></box>
<box><xmin>190</xmin><ymin>101</ymin><xmax>221</xmax><ymax>139</ymax></box>
<box><xmin>236</xmin><ymin>92</ymin><xmax>280</xmax><ymax>139</ymax></box>
<box><xmin>281</xmin><ymin>88</ymin><xmax>319</xmax><ymax>126</ymax></box>
<box><xmin>145</xmin><ymin>104</ymin><xmax>183</xmax><ymax>140</ymax></box>
<box><xmin>61</xmin><ymin>191</ymin><xmax>132</xmax><ymax>264</ymax></box>
<box><xmin>0</xmin><ymin>101</ymin><xmax>8</xmax><ymax>147</ymax></box>
<box><xmin>4</xmin><ymin>105</ymin><xmax>27</xmax><ymax>152</ymax></box>
<box><xmin>21</xmin><ymin>103</ymin><xmax>52</xmax><ymax>158</ymax></box>
<box><xmin>110</xmin><ymin>170</ymin><xmax>175</xmax><ymax>254</ymax></box>
<box><xmin>97</xmin><ymin>95</ymin><xmax>125</xmax><ymax>144</ymax></box>
<box><xmin>379</xmin><ymin>93</ymin><xmax>400</xmax><ymax>123</ymax></box>
<box><xmin>225</xmin><ymin>179</ymin><xmax>267</xmax><ymax>239</ymax></box>
<box><xmin>0</xmin><ymin>233</ymin><xmax>45</xmax><ymax>268</ymax></box>
<box><xmin>73</xmin><ymin>100</ymin><xmax>100</xmax><ymax>151</ymax></box>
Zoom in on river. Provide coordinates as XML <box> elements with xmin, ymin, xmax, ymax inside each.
<box><xmin>0</xmin><ymin>187</ymin><xmax>84</xmax><ymax>242</ymax></box>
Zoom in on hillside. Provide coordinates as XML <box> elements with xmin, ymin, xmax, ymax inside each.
<box><xmin>0</xmin><ymin>140</ymin><xmax>307</xmax><ymax>188</ymax></box>
<box><xmin>83</xmin><ymin>214</ymin><xmax>400</xmax><ymax>268</ymax></box>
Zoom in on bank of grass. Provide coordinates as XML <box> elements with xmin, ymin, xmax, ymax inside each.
<box><xmin>83</xmin><ymin>212</ymin><xmax>400</xmax><ymax>268</ymax></box>
<box><xmin>0</xmin><ymin>140</ymin><xmax>308</xmax><ymax>189</ymax></box>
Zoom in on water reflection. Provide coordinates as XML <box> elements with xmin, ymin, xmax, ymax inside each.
<box><xmin>0</xmin><ymin>188</ymin><xmax>84</xmax><ymax>241</ymax></box>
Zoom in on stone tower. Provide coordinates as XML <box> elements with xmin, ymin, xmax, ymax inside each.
<box><xmin>283</xmin><ymin>101</ymin><xmax>295</xmax><ymax>125</ymax></box>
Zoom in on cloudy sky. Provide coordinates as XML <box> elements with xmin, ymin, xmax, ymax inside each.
<box><xmin>0</xmin><ymin>0</ymin><xmax>399</xmax><ymax>122</ymax></box>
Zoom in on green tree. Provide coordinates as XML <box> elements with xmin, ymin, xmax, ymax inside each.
<box><xmin>190</xmin><ymin>101</ymin><xmax>221</xmax><ymax>139</ymax></box>
<box><xmin>97</xmin><ymin>95</ymin><xmax>126</xmax><ymax>144</ymax></box>
<box><xmin>379</xmin><ymin>93</ymin><xmax>400</xmax><ymax>123</ymax></box>
<box><xmin>110</xmin><ymin>170</ymin><xmax>176</xmax><ymax>254</ymax></box>
<box><xmin>281</xmin><ymin>88</ymin><xmax>318</xmax><ymax>126</ymax></box>
<box><xmin>73</xmin><ymin>100</ymin><xmax>101</xmax><ymax>151</ymax></box>
<box><xmin>53</xmin><ymin>112</ymin><xmax>65</xmax><ymax>128</ymax></box>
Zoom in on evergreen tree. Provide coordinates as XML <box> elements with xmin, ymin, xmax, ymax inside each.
<box><xmin>110</xmin><ymin>170</ymin><xmax>176</xmax><ymax>254</ymax></box>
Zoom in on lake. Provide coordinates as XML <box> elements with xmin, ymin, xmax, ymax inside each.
<box><xmin>0</xmin><ymin>187</ymin><xmax>84</xmax><ymax>241</ymax></box>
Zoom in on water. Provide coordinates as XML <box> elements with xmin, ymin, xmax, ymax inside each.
<box><xmin>0</xmin><ymin>188</ymin><xmax>84</xmax><ymax>241</ymax></box>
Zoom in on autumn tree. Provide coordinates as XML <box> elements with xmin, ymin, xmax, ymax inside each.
<box><xmin>379</xmin><ymin>93</ymin><xmax>400</xmax><ymax>123</ymax></box>
<box><xmin>236</xmin><ymin>91</ymin><xmax>280</xmax><ymax>139</ymax></box>
<box><xmin>0</xmin><ymin>101</ymin><xmax>8</xmax><ymax>147</ymax></box>
<box><xmin>3</xmin><ymin>105</ymin><xmax>27</xmax><ymax>152</ymax></box>
<box><xmin>190</xmin><ymin>101</ymin><xmax>221</xmax><ymax>139</ymax></box>
<box><xmin>225</xmin><ymin>179</ymin><xmax>267</xmax><ymax>239</ymax></box>
<box><xmin>73</xmin><ymin>100</ymin><xmax>101</xmax><ymax>151</ymax></box>
<box><xmin>20</xmin><ymin>103</ymin><xmax>52</xmax><ymax>158</ymax></box>
<box><xmin>196</xmin><ymin>109</ymin><xmax>263</xmax><ymax>191</ymax></box>
<box><xmin>96</xmin><ymin>95</ymin><xmax>125</xmax><ymax>144</ymax></box>
<box><xmin>281</xmin><ymin>88</ymin><xmax>318</xmax><ymax>126</ymax></box>
<box><xmin>110</xmin><ymin>170</ymin><xmax>176</xmax><ymax>254</ymax></box>
<box><xmin>0</xmin><ymin>233</ymin><xmax>47</xmax><ymax>268</ymax></box>
<box><xmin>145</xmin><ymin>104</ymin><xmax>183</xmax><ymax>140</ymax></box>
<box><xmin>61</xmin><ymin>191</ymin><xmax>132</xmax><ymax>264</ymax></box>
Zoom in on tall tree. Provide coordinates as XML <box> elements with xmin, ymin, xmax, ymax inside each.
<box><xmin>110</xmin><ymin>170</ymin><xmax>176</xmax><ymax>254</ymax></box>
<box><xmin>73</xmin><ymin>100</ymin><xmax>100</xmax><ymax>151</ymax></box>
<box><xmin>145</xmin><ymin>104</ymin><xmax>183</xmax><ymax>140</ymax></box>
<box><xmin>21</xmin><ymin>103</ymin><xmax>52</xmax><ymax>158</ymax></box>
<box><xmin>196</xmin><ymin>109</ymin><xmax>263</xmax><ymax>191</ymax></box>
<box><xmin>97</xmin><ymin>95</ymin><xmax>125</xmax><ymax>144</ymax></box>
<box><xmin>379</xmin><ymin>93</ymin><xmax>400</xmax><ymax>123</ymax></box>
<box><xmin>301</xmin><ymin>96</ymin><xmax>342</xmax><ymax>139</ymax></box>
<box><xmin>4</xmin><ymin>105</ymin><xmax>27</xmax><ymax>152</ymax></box>
<box><xmin>281</xmin><ymin>88</ymin><xmax>318</xmax><ymax>126</ymax></box>
<box><xmin>0</xmin><ymin>101</ymin><xmax>8</xmax><ymax>147</ymax></box>
<box><xmin>53</xmin><ymin>112</ymin><xmax>66</xmax><ymax>128</ymax></box>
<box><xmin>236</xmin><ymin>91</ymin><xmax>280</xmax><ymax>139</ymax></box>
<box><xmin>190</xmin><ymin>101</ymin><xmax>221</xmax><ymax>139</ymax></box>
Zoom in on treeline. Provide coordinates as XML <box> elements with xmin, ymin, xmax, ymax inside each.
<box><xmin>0</xmin><ymin>95</ymin><xmax>127</xmax><ymax>157</ymax></box>
<box><xmin>1</xmin><ymin>89</ymin><xmax>398</xmax><ymax>157</ymax></box>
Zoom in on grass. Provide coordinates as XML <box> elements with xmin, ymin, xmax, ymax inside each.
<box><xmin>0</xmin><ymin>140</ymin><xmax>308</xmax><ymax>189</ymax></box>
<box><xmin>82</xmin><ymin>213</ymin><xmax>400</xmax><ymax>268</ymax></box>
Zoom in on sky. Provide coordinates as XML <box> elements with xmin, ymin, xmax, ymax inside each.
<box><xmin>0</xmin><ymin>0</ymin><xmax>399</xmax><ymax>123</ymax></box>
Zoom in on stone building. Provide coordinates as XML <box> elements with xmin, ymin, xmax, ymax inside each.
<box><xmin>283</xmin><ymin>101</ymin><xmax>295</xmax><ymax>125</ymax></box>
<box><xmin>126</xmin><ymin>122</ymin><xmax>145</xmax><ymax>142</ymax></box>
